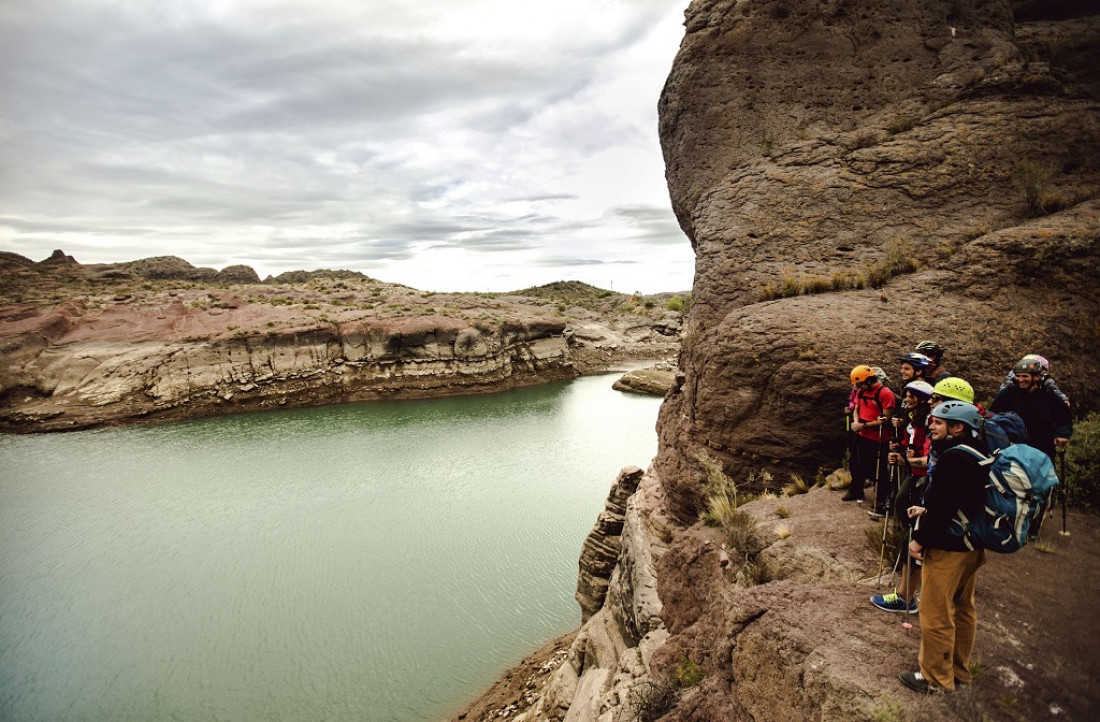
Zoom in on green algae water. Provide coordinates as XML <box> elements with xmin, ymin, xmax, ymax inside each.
<box><xmin>0</xmin><ymin>373</ymin><xmax>661</xmax><ymax>722</ymax></box>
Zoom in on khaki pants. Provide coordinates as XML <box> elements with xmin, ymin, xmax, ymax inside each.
<box><xmin>918</xmin><ymin>547</ymin><xmax>985</xmax><ymax>691</ymax></box>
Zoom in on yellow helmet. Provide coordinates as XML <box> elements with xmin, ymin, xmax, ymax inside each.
<box><xmin>932</xmin><ymin>377</ymin><xmax>974</xmax><ymax>403</ymax></box>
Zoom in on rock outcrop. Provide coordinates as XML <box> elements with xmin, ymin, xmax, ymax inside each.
<box><xmin>611</xmin><ymin>363</ymin><xmax>678</xmax><ymax>397</ymax></box>
<box><xmin>656</xmin><ymin>0</ymin><xmax>1100</xmax><ymax>518</ymax></box>
<box><xmin>0</xmin><ymin>256</ymin><xmax>681</xmax><ymax>431</ymax></box>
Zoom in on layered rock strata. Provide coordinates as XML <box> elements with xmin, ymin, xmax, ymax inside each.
<box><xmin>0</xmin><ymin>259</ymin><xmax>680</xmax><ymax>431</ymax></box>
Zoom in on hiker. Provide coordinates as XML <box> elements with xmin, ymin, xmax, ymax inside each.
<box><xmin>927</xmin><ymin>376</ymin><xmax>976</xmax><ymax>472</ymax></box>
<box><xmin>995</xmin><ymin>353</ymin><xmax>1071</xmax><ymax>409</ymax></box>
<box><xmin>989</xmin><ymin>356</ymin><xmax>1073</xmax><ymax>461</ymax></box>
<box><xmin>900</xmin><ymin>400</ymin><xmax>987</xmax><ymax>694</ymax></box>
<box><xmin>914</xmin><ymin>341</ymin><xmax>950</xmax><ymax>384</ymax></box>
<box><xmin>871</xmin><ymin>380</ymin><xmax>934</xmax><ymax>613</ymax></box>
<box><xmin>898</xmin><ymin>352</ymin><xmax>933</xmax><ymax>385</ymax></box>
<box><xmin>845</xmin><ymin>365</ymin><xmax>896</xmax><ymax>512</ymax></box>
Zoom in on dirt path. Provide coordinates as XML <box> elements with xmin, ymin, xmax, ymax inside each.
<box><xmin>966</xmin><ymin>508</ymin><xmax>1100</xmax><ymax>721</ymax></box>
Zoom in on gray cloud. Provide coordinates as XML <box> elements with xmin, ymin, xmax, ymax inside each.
<box><xmin>0</xmin><ymin>0</ymin><xmax>694</xmax><ymax>292</ymax></box>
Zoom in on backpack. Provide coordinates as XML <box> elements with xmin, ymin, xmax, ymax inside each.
<box><xmin>981</xmin><ymin>411</ymin><xmax>1029</xmax><ymax>453</ymax></box>
<box><xmin>871</xmin><ymin>366</ymin><xmax>901</xmax><ymax>401</ymax></box>
<box><xmin>947</xmin><ymin>444</ymin><xmax>1060</xmax><ymax>553</ymax></box>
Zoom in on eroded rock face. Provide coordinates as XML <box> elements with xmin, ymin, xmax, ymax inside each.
<box><xmin>655</xmin><ymin>0</ymin><xmax>1100</xmax><ymax>519</ymax></box>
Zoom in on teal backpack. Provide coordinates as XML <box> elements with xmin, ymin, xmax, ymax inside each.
<box><xmin>947</xmin><ymin>444</ymin><xmax>1060</xmax><ymax>553</ymax></box>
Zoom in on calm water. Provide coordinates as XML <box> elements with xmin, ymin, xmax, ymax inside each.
<box><xmin>0</xmin><ymin>374</ymin><xmax>661</xmax><ymax>722</ymax></box>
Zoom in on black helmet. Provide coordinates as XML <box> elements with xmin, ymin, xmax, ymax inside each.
<box><xmin>1014</xmin><ymin>357</ymin><xmax>1044</xmax><ymax>376</ymax></box>
<box><xmin>914</xmin><ymin>340</ymin><xmax>945</xmax><ymax>361</ymax></box>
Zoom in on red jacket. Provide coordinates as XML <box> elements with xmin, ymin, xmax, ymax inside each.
<box><xmin>854</xmin><ymin>383</ymin><xmax>896</xmax><ymax>442</ymax></box>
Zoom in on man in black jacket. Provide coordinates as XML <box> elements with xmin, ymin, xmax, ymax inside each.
<box><xmin>990</xmin><ymin>356</ymin><xmax>1073</xmax><ymax>461</ymax></box>
<box><xmin>900</xmin><ymin>400</ymin><xmax>987</xmax><ymax>694</ymax></box>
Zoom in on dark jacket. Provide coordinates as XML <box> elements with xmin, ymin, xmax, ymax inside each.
<box><xmin>914</xmin><ymin>434</ymin><xmax>987</xmax><ymax>552</ymax></box>
<box><xmin>989</xmin><ymin>384</ymin><xmax>1073</xmax><ymax>460</ymax></box>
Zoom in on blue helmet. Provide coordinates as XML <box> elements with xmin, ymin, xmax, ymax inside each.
<box><xmin>898</xmin><ymin>352</ymin><xmax>933</xmax><ymax>371</ymax></box>
<box><xmin>930</xmin><ymin>400</ymin><xmax>982</xmax><ymax>429</ymax></box>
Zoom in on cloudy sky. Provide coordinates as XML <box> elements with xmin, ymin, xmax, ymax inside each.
<box><xmin>0</xmin><ymin>0</ymin><xmax>694</xmax><ymax>293</ymax></box>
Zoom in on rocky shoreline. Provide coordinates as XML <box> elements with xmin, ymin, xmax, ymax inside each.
<box><xmin>0</xmin><ymin>253</ymin><xmax>683</xmax><ymax>433</ymax></box>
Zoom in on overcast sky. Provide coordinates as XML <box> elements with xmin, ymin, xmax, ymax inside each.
<box><xmin>0</xmin><ymin>0</ymin><xmax>694</xmax><ymax>293</ymax></box>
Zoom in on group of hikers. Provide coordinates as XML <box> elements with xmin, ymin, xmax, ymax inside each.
<box><xmin>843</xmin><ymin>341</ymin><xmax>1073</xmax><ymax>696</ymax></box>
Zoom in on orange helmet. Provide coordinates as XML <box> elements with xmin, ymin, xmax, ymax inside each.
<box><xmin>850</xmin><ymin>365</ymin><xmax>876</xmax><ymax>384</ymax></box>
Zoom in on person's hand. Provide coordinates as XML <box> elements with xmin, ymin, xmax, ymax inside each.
<box><xmin>888</xmin><ymin>452</ymin><xmax>901</xmax><ymax>465</ymax></box>
<box><xmin>852</xmin><ymin>421</ymin><xmax>864</xmax><ymax>432</ymax></box>
<box><xmin>1054</xmin><ymin>437</ymin><xmax>1069</xmax><ymax>450</ymax></box>
<box><xmin>908</xmin><ymin>539</ymin><xmax>924</xmax><ymax>560</ymax></box>
<box><xmin>907</xmin><ymin>505</ymin><xmax>925</xmax><ymax>519</ymax></box>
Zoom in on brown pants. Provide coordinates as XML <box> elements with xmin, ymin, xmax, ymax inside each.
<box><xmin>917</xmin><ymin>547</ymin><xmax>986</xmax><ymax>691</ymax></box>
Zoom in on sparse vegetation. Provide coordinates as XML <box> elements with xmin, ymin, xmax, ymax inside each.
<box><xmin>782</xmin><ymin>473</ymin><xmax>810</xmax><ymax>496</ymax></box>
<box><xmin>631</xmin><ymin>677</ymin><xmax>680</xmax><ymax>722</ymax></box>
<box><xmin>865</xmin><ymin>237</ymin><xmax>918</xmax><ymax>288</ymax></box>
<box><xmin>886</xmin><ymin>114</ymin><xmax>916</xmax><ymax>135</ymax></box>
<box><xmin>1011</xmin><ymin>160</ymin><xmax>1054</xmax><ymax>217</ymax></box>
<box><xmin>673</xmin><ymin>658</ymin><xmax>705</xmax><ymax>687</ymax></box>
<box><xmin>870</xmin><ymin>692</ymin><xmax>907</xmax><ymax>722</ymax></box>
<box><xmin>1065</xmin><ymin>412</ymin><xmax>1100</xmax><ymax>511</ymax></box>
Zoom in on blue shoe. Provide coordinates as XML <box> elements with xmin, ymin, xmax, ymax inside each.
<box><xmin>871</xmin><ymin>591</ymin><xmax>918</xmax><ymax>614</ymax></box>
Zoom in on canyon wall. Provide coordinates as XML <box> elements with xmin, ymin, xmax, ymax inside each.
<box><xmin>656</xmin><ymin>0</ymin><xmax>1100</xmax><ymax>519</ymax></box>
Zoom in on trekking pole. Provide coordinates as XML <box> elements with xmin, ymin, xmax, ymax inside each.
<box><xmin>876</xmin><ymin>439</ymin><xmax>899</xmax><ymax>589</ymax></box>
<box><xmin>902</xmin><ymin>524</ymin><xmax>915</xmax><ymax>636</ymax></box>
<box><xmin>1058</xmin><ymin>448</ymin><xmax>1070</xmax><ymax>537</ymax></box>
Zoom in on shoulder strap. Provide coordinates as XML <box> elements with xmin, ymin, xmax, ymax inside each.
<box><xmin>945</xmin><ymin>443</ymin><xmax>994</xmax><ymax>467</ymax></box>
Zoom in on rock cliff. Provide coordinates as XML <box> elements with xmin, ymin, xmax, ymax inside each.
<box><xmin>656</xmin><ymin>0</ymin><xmax>1100</xmax><ymax>517</ymax></box>
<box><xmin>456</xmin><ymin>2</ymin><xmax>1100</xmax><ymax>721</ymax></box>
<box><xmin>0</xmin><ymin>256</ymin><xmax>681</xmax><ymax>431</ymax></box>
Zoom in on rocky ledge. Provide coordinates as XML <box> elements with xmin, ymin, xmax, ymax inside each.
<box><xmin>455</xmin><ymin>470</ymin><xmax>1100</xmax><ymax>722</ymax></box>
<box><xmin>0</xmin><ymin>255</ymin><xmax>683</xmax><ymax>432</ymax></box>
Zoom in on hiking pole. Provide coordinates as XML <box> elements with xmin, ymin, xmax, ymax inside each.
<box><xmin>1058</xmin><ymin>448</ymin><xmax>1070</xmax><ymax>537</ymax></box>
<box><xmin>876</xmin><ymin>444</ymin><xmax>898</xmax><ymax>589</ymax></box>
<box><xmin>903</xmin><ymin>525</ymin><xmax>914</xmax><ymax>636</ymax></box>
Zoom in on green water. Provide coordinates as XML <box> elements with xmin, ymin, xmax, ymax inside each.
<box><xmin>0</xmin><ymin>374</ymin><xmax>662</xmax><ymax>722</ymax></box>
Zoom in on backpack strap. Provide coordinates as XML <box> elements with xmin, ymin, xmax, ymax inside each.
<box><xmin>946</xmin><ymin>443</ymin><xmax>993</xmax><ymax>467</ymax></box>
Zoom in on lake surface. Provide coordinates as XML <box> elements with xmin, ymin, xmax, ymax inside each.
<box><xmin>0</xmin><ymin>373</ymin><xmax>662</xmax><ymax>722</ymax></box>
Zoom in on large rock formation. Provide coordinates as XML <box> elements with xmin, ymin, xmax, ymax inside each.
<box><xmin>656</xmin><ymin>0</ymin><xmax>1100</xmax><ymax>519</ymax></box>
<box><xmin>0</xmin><ymin>257</ymin><xmax>681</xmax><ymax>431</ymax></box>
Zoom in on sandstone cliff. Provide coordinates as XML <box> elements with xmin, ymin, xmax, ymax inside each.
<box><xmin>0</xmin><ymin>256</ymin><xmax>681</xmax><ymax>431</ymax></box>
<box><xmin>456</xmin><ymin>2</ymin><xmax>1100</xmax><ymax>721</ymax></box>
<box><xmin>657</xmin><ymin>0</ymin><xmax>1100</xmax><ymax>518</ymax></box>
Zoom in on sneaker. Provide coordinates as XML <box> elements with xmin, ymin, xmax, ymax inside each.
<box><xmin>841</xmin><ymin>490</ymin><xmax>864</xmax><ymax>502</ymax></box>
<box><xmin>868</xmin><ymin>508</ymin><xmax>886</xmax><ymax>520</ymax></box>
<box><xmin>871</xmin><ymin>591</ymin><xmax>918</xmax><ymax>614</ymax></box>
<box><xmin>900</xmin><ymin>671</ymin><xmax>942</xmax><ymax>695</ymax></box>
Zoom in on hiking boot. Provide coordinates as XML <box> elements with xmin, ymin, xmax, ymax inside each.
<box><xmin>871</xmin><ymin>591</ymin><xmax>918</xmax><ymax>614</ymax></box>
<box><xmin>868</xmin><ymin>508</ymin><xmax>886</xmax><ymax>520</ymax></box>
<box><xmin>841</xmin><ymin>490</ymin><xmax>863</xmax><ymax>502</ymax></box>
<box><xmin>899</xmin><ymin>671</ymin><xmax>942</xmax><ymax>695</ymax></box>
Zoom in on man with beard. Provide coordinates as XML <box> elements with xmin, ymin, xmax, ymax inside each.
<box><xmin>990</xmin><ymin>356</ymin><xmax>1073</xmax><ymax>461</ymax></box>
